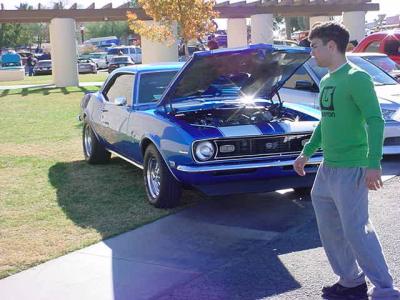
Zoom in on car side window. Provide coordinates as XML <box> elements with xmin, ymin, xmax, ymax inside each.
<box><xmin>137</xmin><ymin>71</ymin><xmax>178</xmax><ymax>104</ymax></box>
<box><xmin>365</xmin><ymin>41</ymin><xmax>381</xmax><ymax>53</ymax></box>
<box><xmin>283</xmin><ymin>66</ymin><xmax>315</xmax><ymax>89</ymax></box>
<box><xmin>137</xmin><ymin>48</ymin><xmax>142</xmax><ymax>54</ymax></box>
<box><xmin>384</xmin><ymin>39</ymin><xmax>400</xmax><ymax>56</ymax></box>
<box><xmin>104</xmin><ymin>73</ymin><xmax>135</xmax><ymax>106</ymax></box>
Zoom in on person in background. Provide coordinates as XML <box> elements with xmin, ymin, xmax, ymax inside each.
<box><xmin>207</xmin><ymin>38</ymin><xmax>219</xmax><ymax>50</ymax></box>
<box><xmin>26</xmin><ymin>54</ymin><xmax>36</xmax><ymax>76</ymax></box>
<box><xmin>299</xmin><ymin>37</ymin><xmax>311</xmax><ymax>47</ymax></box>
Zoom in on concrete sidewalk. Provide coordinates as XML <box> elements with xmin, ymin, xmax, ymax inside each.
<box><xmin>0</xmin><ymin>159</ymin><xmax>399</xmax><ymax>300</ymax></box>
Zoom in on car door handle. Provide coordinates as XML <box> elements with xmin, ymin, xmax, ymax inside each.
<box><xmin>102</xmin><ymin>121</ymin><xmax>109</xmax><ymax>126</ymax></box>
<box><xmin>101</xmin><ymin>109</ymin><xmax>108</xmax><ymax>112</ymax></box>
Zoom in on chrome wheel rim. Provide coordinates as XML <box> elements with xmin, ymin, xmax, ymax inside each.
<box><xmin>146</xmin><ymin>157</ymin><xmax>161</xmax><ymax>199</ymax></box>
<box><xmin>84</xmin><ymin>125</ymin><xmax>93</xmax><ymax>158</ymax></box>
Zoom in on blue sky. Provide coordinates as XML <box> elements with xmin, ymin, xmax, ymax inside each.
<box><xmin>5</xmin><ymin>0</ymin><xmax>399</xmax><ymax>25</ymax></box>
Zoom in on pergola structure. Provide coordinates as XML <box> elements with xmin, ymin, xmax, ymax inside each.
<box><xmin>0</xmin><ymin>0</ymin><xmax>379</xmax><ymax>86</ymax></box>
<box><xmin>0</xmin><ymin>0</ymin><xmax>379</xmax><ymax>22</ymax></box>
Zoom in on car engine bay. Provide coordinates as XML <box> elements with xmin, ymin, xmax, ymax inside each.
<box><xmin>174</xmin><ymin>104</ymin><xmax>307</xmax><ymax>127</ymax></box>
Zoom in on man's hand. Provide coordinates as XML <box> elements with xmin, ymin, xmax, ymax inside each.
<box><xmin>365</xmin><ymin>169</ymin><xmax>383</xmax><ymax>190</ymax></box>
<box><xmin>293</xmin><ymin>154</ymin><xmax>309</xmax><ymax>176</ymax></box>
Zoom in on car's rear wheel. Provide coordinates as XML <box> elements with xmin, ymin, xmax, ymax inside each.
<box><xmin>82</xmin><ymin>122</ymin><xmax>111</xmax><ymax>164</ymax></box>
<box><xmin>144</xmin><ymin>144</ymin><xmax>182</xmax><ymax>208</ymax></box>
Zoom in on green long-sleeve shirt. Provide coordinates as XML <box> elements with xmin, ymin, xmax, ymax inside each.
<box><xmin>302</xmin><ymin>63</ymin><xmax>384</xmax><ymax>169</ymax></box>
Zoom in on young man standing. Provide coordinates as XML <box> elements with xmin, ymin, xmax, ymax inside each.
<box><xmin>293</xmin><ymin>22</ymin><xmax>400</xmax><ymax>300</ymax></box>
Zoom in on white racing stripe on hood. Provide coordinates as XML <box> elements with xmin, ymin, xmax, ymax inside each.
<box><xmin>279</xmin><ymin>120</ymin><xmax>318</xmax><ymax>133</ymax></box>
<box><xmin>218</xmin><ymin>125</ymin><xmax>262</xmax><ymax>137</ymax></box>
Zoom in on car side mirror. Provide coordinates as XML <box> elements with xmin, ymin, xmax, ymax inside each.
<box><xmin>114</xmin><ymin>96</ymin><xmax>127</xmax><ymax>106</ymax></box>
<box><xmin>295</xmin><ymin>80</ymin><xmax>319</xmax><ymax>92</ymax></box>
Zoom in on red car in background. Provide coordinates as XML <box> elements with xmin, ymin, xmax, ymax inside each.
<box><xmin>353</xmin><ymin>31</ymin><xmax>400</xmax><ymax>64</ymax></box>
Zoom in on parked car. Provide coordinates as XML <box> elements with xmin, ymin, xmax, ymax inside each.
<box><xmin>33</xmin><ymin>60</ymin><xmax>52</xmax><ymax>75</ymax></box>
<box><xmin>278</xmin><ymin>53</ymin><xmax>400</xmax><ymax>154</ymax></box>
<box><xmin>88</xmin><ymin>52</ymin><xmax>108</xmax><ymax>69</ymax></box>
<box><xmin>77</xmin><ymin>58</ymin><xmax>97</xmax><ymax>74</ymax></box>
<box><xmin>79</xmin><ymin>44</ymin><xmax>323</xmax><ymax>208</ymax></box>
<box><xmin>273</xmin><ymin>39</ymin><xmax>299</xmax><ymax>47</ymax></box>
<box><xmin>350</xmin><ymin>52</ymin><xmax>400</xmax><ymax>82</ymax></box>
<box><xmin>107</xmin><ymin>56</ymin><xmax>135</xmax><ymax>73</ymax></box>
<box><xmin>106</xmin><ymin>46</ymin><xmax>142</xmax><ymax>64</ymax></box>
<box><xmin>353</xmin><ymin>31</ymin><xmax>400</xmax><ymax>64</ymax></box>
<box><xmin>0</xmin><ymin>51</ymin><xmax>22</xmax><ymax>69</ymax></box>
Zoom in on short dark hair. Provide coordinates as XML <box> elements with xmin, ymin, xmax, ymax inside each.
<box><xmin>308</xmin><ymin>22</ymin><xmax>350</xmax><ymax>53</ymax></box>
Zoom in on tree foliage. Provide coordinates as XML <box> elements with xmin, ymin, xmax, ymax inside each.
<box><xmin>0</xmin><ymin>3</ymin><xmax>42</xmax><ymax>48</ymax></box>
<box><xmin>127</xmin><ymin>0</ymin><xmax>219</xmax><ymax>46</ymax></box>
<box><xmin>85</xmin><ymin>22</ymin><xmax>131</xmax><ymax>41</ymax></box>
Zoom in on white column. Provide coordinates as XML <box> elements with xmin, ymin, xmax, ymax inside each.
<box><xmin>309</xmin><ymin>16</ymin><xmax>332</xmax><ymax>29</ymax></box>
<box><xmin>49</xmin><ymin>18</ymin><xmax>79</xmax><ymax>87</ymax></box>
<box><xmin>251</xmin><ymin>14</ymin><xmax>273</xmax><ymax>44</ymax></box>
<box><xmin>342</xmin><ymin>11</ymin><xmax>366</xmax><ymax>43</ymax></box>
<box><xmin>141</xmin><ymin>21</ymin><xmax>178</xmax><ymax>64</ymax></box>
<box><xmin>227</xmin><ymin>18</ymin><xmax>247</xmax><ymax>48</ymax></box>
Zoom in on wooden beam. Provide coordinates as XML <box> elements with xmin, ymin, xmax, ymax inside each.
<box><xmin>0</xmin><ymin>2</ymin><xmax>379</xmax><ymax>23</ymax></box>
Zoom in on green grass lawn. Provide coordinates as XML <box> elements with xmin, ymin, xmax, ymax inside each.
<box><xmin>0</xmin><ymin>72</ymin><xmax>108</xmax><ymax>86</ymax></box>
<box><xmin>0</xmin><ymin>86</ymin><xmax>197</xmax><ymax>279</ymax></box>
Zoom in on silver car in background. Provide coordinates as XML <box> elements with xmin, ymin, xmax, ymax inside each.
<box><xmin>278</xmin><ymin>53</ymin><xmax>400</xmax><ymax>154</ymax></box>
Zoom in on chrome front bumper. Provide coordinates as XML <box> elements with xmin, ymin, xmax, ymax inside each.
<box><xmin>176</xmin><ymin>156</ymin><xmax>322</xmax><ymax>173</ymax></box>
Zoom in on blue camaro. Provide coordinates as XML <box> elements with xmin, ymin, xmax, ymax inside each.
<box><xmin>79</xmin><ymin>44</ymin><xmax>323</xmax><ymax>208</ymax></box>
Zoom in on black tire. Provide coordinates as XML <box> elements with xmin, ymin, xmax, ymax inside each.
<box><xmin>82</xmin><ymin>122</ymin><xmax>111</xmax><ymax>164</ymax></box>
<box><xmin>143</xmin><ymin>144</ymin><xmax>182</xmax><ymax>208</ymax></box>
<box><xmin>293</xmin><ymin>187</ymin><xmax>312</xmax><ymax>199</ymax></box>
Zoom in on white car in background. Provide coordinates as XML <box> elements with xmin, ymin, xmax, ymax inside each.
<box><xmin>278</xmin><ymin>53</ymin><xmax>400</xmax><ymax>154</ymax></box>
<box><xmin>106</xmin><ymin>46</ymin><xmax>142</xmax><ymax>64</ymax></box>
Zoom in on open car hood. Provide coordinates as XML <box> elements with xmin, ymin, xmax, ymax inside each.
<box><xmin>158</xmin><ymin>44</ymin><xmax>310</xmax><ymax>107</ymax></box>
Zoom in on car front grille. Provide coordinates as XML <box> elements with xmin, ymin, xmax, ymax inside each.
<box><xmin>214</xmin><ymin>134</ymin><xmax>311</xmax><ymax>160</ymax></box>
<box><xmin>384</xmin><ymin>137</ymin><xmax>400</xmax><ymax>146</ymax></box>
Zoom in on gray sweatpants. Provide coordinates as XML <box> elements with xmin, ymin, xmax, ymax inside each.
<box><xmin>311</xmin><ymin>163</ymin><xmax>400</xmax><ymax>300</ymax></box>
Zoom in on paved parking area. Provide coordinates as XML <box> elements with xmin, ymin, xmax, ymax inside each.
<box><xmin>0</xmin><ymin>158</ymin><xmax>399</xmax><ymax>300</ymax></box>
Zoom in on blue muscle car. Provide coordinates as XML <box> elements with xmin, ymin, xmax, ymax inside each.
<box><xmin>79</xmin><ymin>44</ymin><xmax>323</xmax><ymax>208</ymax></box>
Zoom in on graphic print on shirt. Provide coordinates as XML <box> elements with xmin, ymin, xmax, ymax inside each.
<box><xmin>320</xmin><ymin>86</ymin><xmax>336</xmax><ymax>117</ymax></box>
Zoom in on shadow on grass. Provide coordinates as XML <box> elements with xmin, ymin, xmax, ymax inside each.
<box><xmin>0</xmin><ymin>89</ymin><xmax>9</xmax><ymax>97</ymax></box>
<box><xmin>48</xmin><ymin>157</ymin><xmax>180</xmax><ymax>238</ymax></box>
<box><xmin>60</xmin><ymin>87</ymin><xmax>70</xmax><ymax>95</ymax></box>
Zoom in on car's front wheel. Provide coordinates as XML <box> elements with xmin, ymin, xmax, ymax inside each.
<box><xmin>82</xmin><ymin>122</ymin><xmax>111</xmax><ymax>164</ymax></box>
<box><xmin>143</xmin><ymin>144</ymin><xmax>182</xmax><ymax>208</ymax></box>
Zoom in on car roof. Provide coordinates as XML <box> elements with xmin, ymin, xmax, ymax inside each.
<box><xmin>367</xmin><ymin>31</ymin><xmax>400</xmax><ymax>37</ymax></box>
<box><xmin>115</xmin><ymin>62</ymin><xmax>185</xmax><ymax>74</ymax></box>
<box><xmin>347</xmin><ymin>52</ymin><xmax>388</xmax><ymax>57</ymax></box>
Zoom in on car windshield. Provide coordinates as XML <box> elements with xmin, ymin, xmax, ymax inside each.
<box><xmin>363</xmin><ymin>56</ymin><xmax>400</xmax><ymax>73</ymax></box>
<box><xmin>308</xmin><ymin>56</ymin><xmax>398</xmax><ymax>85</ymax></box>
<box><xmin>111</xmin><ymin>57</ymin><xmax>131</xmax><ymax>63</ymax></box>
<box><xmin>108</xmin><ymin>48</ymin><xmax>129</xmax><ymax>55</ymax></box>
<box><xmin>138</xmin><ymin>71</ymin><xmax>179</xmax><ymax>104</ymax></box>
<box><xmin>90</xmin><ymin>53</ymin><xmax>105</xmax><ymax>59</ymax></box>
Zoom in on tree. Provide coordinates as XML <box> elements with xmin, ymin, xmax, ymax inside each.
<box><xmin>85</xmin><ymin>21</ymin><xmax>131</xmax><ymax>41</ymax></box>
<box><xmin>127</xmin><ymin>0</ymin><xmax>219</xmax><ymax>57</ymax></box>
<box><xmin>0</xmin><ymin>3</ymin><xmax>36</xmax><ymax>48</ymax></box>
<box><xmin>284</xmin><ymin>16</ymin><xmax>310</xmax><ymax>40</ymax></box>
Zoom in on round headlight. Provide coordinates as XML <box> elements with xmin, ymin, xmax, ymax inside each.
<box><xmin>194</xmin><ymin>141</ymin><xmax>215</xmax><ymax>161</ymax></box>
